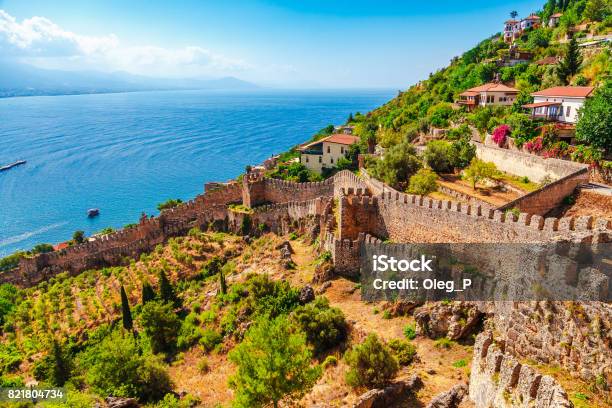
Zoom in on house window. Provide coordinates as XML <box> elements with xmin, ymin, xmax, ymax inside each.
<box><xmin>327</xmin><ymin>146</ymin><xmax>330</xmax><ymax>153</ymax></box>
<box><xmin>318</xmin><ymin>156</ymin><xmax>322</xmax><ymax>163</ymax></box>
<box><xmin>331</xmin><ymin>158</ymin><xmax>334</xmax><ymax>164</ymax></box>
<box><xmin>305</xmin><ymin>157</ymin><xmax>309</xmax><ymax>163</ymax></box>
<box><xmin>566</xmin><ymin>106</ymin><xmax>571</xmax><ymax>116</ymax></box>
<box><xmin>341</xmin><ymin>147</ymin><xmax>344</xmax><ymax>154</ymax></box>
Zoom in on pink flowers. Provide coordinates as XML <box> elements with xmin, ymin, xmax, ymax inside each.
<box><xmin>524</xmin><ymin>136</ymin><xmax>543</xmax><ymax>153</ymax></box>
<box><xmin>492</xmin><ymin>125</ymin><xmax>510</xmax><ymax>147</ymax></box>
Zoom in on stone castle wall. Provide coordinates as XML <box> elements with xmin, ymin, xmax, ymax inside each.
<box><xmin>469</xmin><ymin>331</ymin><xmax>572</xmax><ymax>408</ymax></box>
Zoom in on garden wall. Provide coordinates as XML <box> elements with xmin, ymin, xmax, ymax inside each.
<box><xmin>474</xmin><ymin>141</ymin><xmax>588</xmax><ymax>182</ymax></box>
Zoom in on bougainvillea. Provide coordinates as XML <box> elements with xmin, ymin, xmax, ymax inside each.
<box><xmin>524</xmin><ymin>136</ymin><xmax>543</xmax><ymax>153</ymax></box>
<box><xmin>491</xmin><ymin>125</ymin><xmax>510</xmax><ymax>147</ymax></box>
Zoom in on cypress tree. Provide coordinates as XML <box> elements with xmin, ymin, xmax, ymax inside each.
<box><xmin>142</xmin><ymin>282</ymin><xmax>156</xmax><ymax>304</ymax></box>
<box><xmin>159</xmin><ymin>269</ymin><xmax>175</xmax><ymax>304</ymax></box>
<box><xmin>219</xmin><ymin>266</ymin><xmax>227</xmax><ymax>295</ymax></box>
<box><xmin>120</xmin><ymin>285</ymin><xmax>133</xmax><ymax>330</ymax></box>
<box><xmin>557</xmin><ymin>37</ymin><xmax>582</xmax><ymax>84</ymax></box>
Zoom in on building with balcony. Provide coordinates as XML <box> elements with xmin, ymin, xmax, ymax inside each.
<box><xmin>522</xmin><ymin>86</ymin><xmax>594</xmax><ymax>124</ymax></box>
<box><xmin>457</xmin><ymin>83</ymin><xmax>519</xmax><ymax>111</ymax></box>
<box><xmin>299</xmin><ymin>134</ymin><xmax>359</xmax><ymax>173</ymax></box>
<box><xmin>548</xmin><ymin>12</ymin><xmax>563</xmax><ymax>27</ymax></box>
<box><xmin>503</xmin><ymin>14</ymin><xmax>541</xmax><ymax>43</ymax></box>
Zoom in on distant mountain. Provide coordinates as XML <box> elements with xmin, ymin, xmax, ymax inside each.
<box><xmin>0</xmin><ymin>61</ymin><xmax>259</xmax><ymax>98</ymax></box>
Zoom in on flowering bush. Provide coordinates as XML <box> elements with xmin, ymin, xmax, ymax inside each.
<box><xmin>524</xmin><ymin>136</ymin><xmax>543</xmax><ymax>153</ymax></box>
<box><xmin>491</xmin><ymin>125</ymin><xmax>510</xmax><ymax>147</ymax></box>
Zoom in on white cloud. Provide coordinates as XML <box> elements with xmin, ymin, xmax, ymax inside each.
<box><xmin>0</xmin><ymin>9</ymin><xmax>250</xmax><ymax>77</ymax></box>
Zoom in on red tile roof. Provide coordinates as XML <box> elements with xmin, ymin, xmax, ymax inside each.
<box><xmin>550</xmin><ymin>13</ymin><xmax>563</xmax><ymax>18</ymax></box>
<box><xmin>300</xmin><ymin>134</ymin><xmax>359</xmax><ymax>150</ymax></box>
<box><xmin>54</xmin><ymin>242</ymin><xmax>69</xmax><ymax>251</ymax></box>
<box><xmin>532</xmin><ymin>86</ymin><xmax>595</xmax><ymax>98</ymax></box>
<box><xmin>323</xmin><ymin>134</ymin><xmax>360</xmax><ymax>145</ymax></box>
<box><xmin>522</xmin><ymin>101</ymin><xmax>561</xmax><ymax>108</ymax></box>
<box><xmin>535</xmin><ymin>56</ymin><xmax>559</xmax><ymax>65</ymax></box>
<box><xmin>463</xmin><ymin>83</ymin><xmax>519</xmax><ymax>93</ymax></box>
<box><xmin>524</xmin><ymin>14</ymin><xmax>541</xmax><ymax>20</ymax></box>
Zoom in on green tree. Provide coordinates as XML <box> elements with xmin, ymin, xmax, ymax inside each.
<box><xmin>33</xmin><ymin>339</ymin><xmax>72</xmax><ymax>386</ymax></box>
<box><xmin>72</xmin><ymin>230</ymin><xmax>85</xmax><ymax>244</ymax></box>
<box><xmin>510</xmin><ymin>10</ymin><xmax>518</xmax><ymax>19</ymax></box>
<box><xmin>407</xmin><ymin>169</ymin><xmax>438</xmax><ymax>196</ymax></box>
<box><xmin>347</xmin><ymin>112</ymin><xmax>354</xmax><ymax>123</ymax></box>
<box><xmin>158</xmin><ymin>270</ymin><xmax>176</xmax><ymax>305</ymax></box>
<box><xmin>79</xmin><ymin>330</ymin><xmax>172</xmax><ymax>401</ymax></box>
<box><xmin>423</xmin><ymin>140</ymin><xmax>457</xmax><ymax>173</ymax></box>
<box><xmin>451</xmin><ymin>138</ymin><xmax>476</xmax><ymax>169</ymax></box>
<box><xmin>0</xmin><ymin>284</ymin><xmax>18</xmax><ymax>325</ymax></box>
<box><xmin>557</xmin><ymin>37</ymin><xmax>582</xmax><ymax>84</ymax></box>
<box><xmin>120</xmin><ymin>286</ymin><xmax>133</xmax><ymax>331</ymax></box>
<box><xmin>138</xmin><ymin>300</ymin><xmax>181</xmax><ymax>354</ymax></box>
<box><xmin>32</xmin><ymin>243</ymin><xmax>54</xmax><ymax>254</ymax></box>
<box><xmin>219</xmin><ymin>265</ymin><xmax>227</xmax><ymax>295</ymax></box>
<box><xmin>584</xmin><ymin>0</ymin><xmax>610</xmax><ymax>21</ymax></box>
<box><xmin>575</xmin><ymin>81</ymin><xmax>612</xmax><ymax>151</ymax></box>
<box><xmin>344</xmin><ymin>333</ymin><xmax>399</xmax><ymax>388</ymax></box>
<box><xmin>368</xmin><ymin>142</ymin><xmax>421</xmax><ymax>189</ymax></box>
<box><xmin>142</xmin><ymin>282</ymin><xmax>156</xmax><ymax>304</ymax></box>
<box><xmin>229</xmin><ymin>315</ymin><xmax>320</xmax><ymax>408</ymax></box>
<box><xmin>463</xmin><ymin>158</ymin><xmax>499</xmax><ymax>189</ymax></box>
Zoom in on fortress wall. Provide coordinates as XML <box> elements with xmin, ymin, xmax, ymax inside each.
<box><xmin>469</xmin><ymin>331</ymin><xmax>572</xmax><ymax>408</ymax></box>
<box><xmin>474</xmin><ymin>141</ymin><xmax>588</xmax><ymax>183</ymax></box>
<box><xmin>338</xmin><ymin>196</ymin><xmax>380</xmax><ymax>240</ymax></box>
<box><xmin>498</xmin><ymin>168</ymin><xmax>590</xmax><ymax>216</ymax></box>
<box><xmin>373</xmin><ymin>189</ymin><xmax>609</xmax><ymax>244</ymax></box>
<box><xmin>262</xmin><ymin>177</ymin><xmax>335</xmax><ymax>205</ymax></box>
<box><xmin>436</xmin><ymin>184</ymin><xmax>494</xmax><ymax>210</ymax></box>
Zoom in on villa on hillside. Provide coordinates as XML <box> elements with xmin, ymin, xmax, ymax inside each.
<box><xmin>457</xmin><ymin>83</ymin><xmax>519</xmax><ymax>111</ymax></box>
<box><xmin>299</xmin><ymin>134</ymin><xmax>359</xmax><ymax>173</ymax></box>
<box><xmin>523</xmin><ymin>86</ymin><xmax>594</xmax><ymax>139</ymax></box>
<box><xmin>548</xmin><ymin>12</ymin><xmax>563</xmax><ymax>27</ymax></box>
<box><xmin>503</xmin><ymin>14</ymin><xmax>541</xmax><ymax>43</ymax></box>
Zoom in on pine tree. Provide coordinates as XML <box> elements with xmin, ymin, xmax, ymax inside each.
<box><xmin>557</xmin><ymin>37</ymin><xmax>582</xmax><ymax>84</ymax></box>
<box><xmin>510</xmin><ymin>10</ymin><xmax>518</xmax><ymax>19</ymax></box>
<box><xmin>120</xmin><ymin>285</ymin><xmax>133</xmax><ymax>330</ymax></box>
<box><xmin>142</xmin><ymin>282</ymin><xmax>156</xmax><ymax>304</ymax></box>
<box><xmin>347</xmin><ymin>113</ymin><xmax>353</xmax><ymax>124</ymax></box>
<box><xmin>158</xmin><ymin>269</ymin><xmax>175</xmax><ymax>304</ymax></box>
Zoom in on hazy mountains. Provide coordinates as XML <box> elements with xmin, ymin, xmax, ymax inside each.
<box><xmin>0</xmin><ymin>61</ymin><xmax>259</xmax><ymax>98</ymax></box>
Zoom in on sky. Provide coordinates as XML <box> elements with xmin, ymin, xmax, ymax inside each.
<box><xmin>0</xmin><ymin>0</ymin><xmax>544</xmax><ymax>88</ymax></box>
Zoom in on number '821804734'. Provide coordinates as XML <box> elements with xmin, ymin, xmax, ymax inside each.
<box><xmin>0</xmin><ymin>387</ymin><xmax>66</xmax><ymax>402</ymax></box>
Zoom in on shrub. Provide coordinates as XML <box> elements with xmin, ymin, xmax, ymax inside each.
<box><xmin>322</xmin><ymin>355</ymin><xmax>338</xmax><ymax>369</ymax></box>
<box><xmin>290</xmin><ymin>297</ymin><xmax>348</xmax><ymax>356</ymax></box>
<box><xmin>245</xmin><ymin>274</ymin><xmax>300</xmax><ymax>318</ymax></box>
<box><xmin>423</xmin><ymin>140</ymin><xmax>456</xmax><ymax>173</ymax></box>
<box><xmin>576</xmin><ymin>80</ymin><xmax>612</xmax><ymax>151</ymax></box>
<box><xmin>451</xmin><ymin>138</ymin><xmax>476</xmax><ymax>169</ymax></box>
<box><xmin>197</xmin><ymin>358</ymin><xmax>209</xmax><ymax>374</ymax></box>
<box><xmin>32</xmin><ymin>339</ymin><xmax>72</xmax><ymax>386</ymax></box>
<box><xmin>407</xmin><ymin>169</ymin><xmax>438</xmax><ymax>196</ymax></box>
<box><xmin>524</xmin><ymin>136</ymin><xmax>544</xmax><ymax>153</ymax></box>
<box><xmin>157</xmin><ymin>199</ymin><xmax>183</xmax><ymax>211</ymax></box>
<box><xmin>403</xmin><ymin>324</ymin><xmax>417</xmax><ymax>340</ymax></box>
<box><xmin>387</xmin><ymin>339</ymin><xmax>416</xmax><ymax>366</ymax></box>
<box><xmin>492</xmin><ymin>125</ymin><xmax>510</xmax><ymax>147</ymax></box>
<box><xmin>344</xmin><ymin>333</ymin><xmax>399</xmax><ymax>388</ymax></box>
<box><xmin>138</xmin><ymin>301</ymin><xmax>181</xmax><ymax>354</ymax></box>
<box><xmin>452</xmin><ymin>359</ymin><xmax>467</xmax><ymax>368</ymax></box>
<box><xmin>434</xmin><ymin>337</ymin><xmax>455</xmax><ymax>349</ymax></box>
<box><xmin>199</xmin><ymin>329</ymin><xmax>223</xmax><ymax>353</ymax></box>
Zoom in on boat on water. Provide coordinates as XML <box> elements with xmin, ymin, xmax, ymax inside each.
<box><xmin>87</xmin><ymin>208</ymin><xmax>100</xmax><ymax>218</ymax></box>
<box><xmin>0</xmin><ymin>160</ymin><xmax>26</xmax><ymax>172</ymax></box>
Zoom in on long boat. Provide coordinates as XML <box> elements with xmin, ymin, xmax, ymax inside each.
<box><xmin>0</xmin><ymin>160</ymin><xmax>26</xmax><ymax>172</ymax></box>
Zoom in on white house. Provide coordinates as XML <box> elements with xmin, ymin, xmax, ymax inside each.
<box><xmin>520</xmin><ymin>14</ymin><xmax>541</xmax><ymax>30</ymax></box>
<box><xmin>299</xmin><ymin>134</ymin><xmax>359</xmax><ymax>173</ymax></box>
<box><xmin>522</xmin><ymin>86</ymin><xmax>594</xmax><ymax>124</ymax></box>
<box><xmin>548</xmin><ymin>12</ymin><xmax>563</xmax><ymax>27</ymax></box>
<box><xmin>457</xmin><ymin>83</ymin><xmax>519</xmax><ymax>111</ymax></box>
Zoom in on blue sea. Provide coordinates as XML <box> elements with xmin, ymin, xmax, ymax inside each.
<box><xmin>0</xmin><ymin>89</ymin><xmax>394</xmax><ymax>257</ymax></box>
